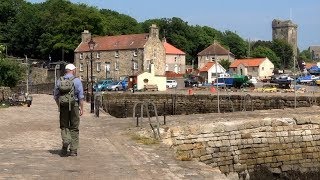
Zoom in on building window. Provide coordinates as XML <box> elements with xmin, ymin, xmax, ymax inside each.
<box><xmin>178</xmin><ymin>65</ymin><xmax>181</xmax><ymax>73</ymax></box>
<box><xmin>133</xmin><ymin>50</ymin><xmax>138</xmax><ymax>57</ymax></box>
<box><xmin>165</xmin><ymin>64</ymin><xmax>169</xmax><ymax>71</ymax></box>
<box><xmin>115</xmin><ymin>62</ymin><xmax>119</xmax><ymax>71</ymax></box>
<box><xmin>174</xmin><ymin>57</ymin><xmax>178</xmax><ymax>62</ymax></box>
<box><xmin>80</xmin><ymin>53</ymin><xmax>83</xmax><ymax>59</ymax></box>
<box><xmin>206</xmin><ymin>56</ymin><xmax>209</xmax><ymax>60</ymax></box>
<box><xmin>105</xmin><ymin>62</ymin><xmax>110</xmax><ymax>72</ymax></box>
<box><xmin>262</xmin><ymin>67</ymin><xmax>265</xmax><ymax>71</ymax></box>
<box><xmin>153</xmin><ymin>49</ymin><xmax>156</xmax><ymax>58</ymax></box>
<box><xmin>115</xmin><ymin>51</ymin><xmax>119</xmax><ymax>58</ymax></box>
<box><xmin>79</xmin><ymin>63</ymin><xmax>84</xmax><ymax>72</ymax></box>
<box><xmin>146</xmin><ymin>60</ymin><xmax>151</xmax><ymax>69</ymax></box>
<box><xmin>96</xmin><ymin>52</ymin><xmax>100</xmax><ymax>59</ymax></box>
<box><xmin>133</xmin><ymin>62</ymin><xmax>138</xmax><ymax>70</ymax></box>
<box><xmin>96</xmin><ymin>62</ymin><xmax>101</xmax><ymax>72</ymax></box>
<box><xmin>211</xmin><ymin>57</ymin><xmax>215</xmax><ymax>61</ymax></box>
<box><xmin>174</xmin><ymin>64</ymin><xmax>178</xmax><ymax>73</ymax></box>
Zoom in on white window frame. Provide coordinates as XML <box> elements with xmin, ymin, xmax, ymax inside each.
<box><xmin>96</xmin><ymin>62</ymin><xmax>101</xmax><ymax>72</ymax></box>
<box><xmin>105</xmin><ymin>62</ymin><xmax>111</xmax><ymax>72</ymax></box>
<box><xmin>165</xmin><ymin>64</ymin><xmax>169</xmax><ymax>71</ymax></box>
<box><xmin>96</xmin><ymin>52</ymin><xmax>100</xmax><ymax>59</ymax></box>
<box><xmin>133</xmin><ymin>62</ymin><xmax>138</xmax><ymax>70</ymax></box>
<box><xmin>115</xmin><ymin>62</ymin><xmax>119</xmax><ymax>71</ymax></box>
<box><xmin>80</xmin><ymin>53</ymin><xmax>83</xmax><ymax>60</ymax></box>
<box><xmin>79</xmin><ymin>63</ymin><xmax>84</xmax><ymax>72</ymax></box>
<box><xmin>146</xmin><ymin>60</ymin><xmax>151</xmax><ymax>69</ymax></box>
<box><xmin>115</xmin><ymin>51</ymin><xmax>119</xmax><ymax>58</ymax></box>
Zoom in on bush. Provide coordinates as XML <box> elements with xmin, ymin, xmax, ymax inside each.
<box><xmin>0</xmin><ymin>59</ymin><xmax>25</xmax><ymax>88</ymax></box>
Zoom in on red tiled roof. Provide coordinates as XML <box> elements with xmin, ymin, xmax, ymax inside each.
<box><xmin>230</xmin><ymin>58</ymin><xmax>266</xmax><ymax>68</ymax></box>
<box><xmin>199</xmin><ymin>62</ymin><xmax>216</xmax><ymax>72</ymax></box>
<box><xmin>165</xmin><ymin>71</ymin><xmax>184</xmax><ymax>78</ymax></box>
<box><xmin>75</xmin><ymin>33</ymin><xmax>149</xmax><ymax>52</ymax></box>
<box><xmin>198</xmin><ymin>42</ymin><xmax>233</xmax><ymax>56</ymax></box>
<box><xmin>163</xmin><ymin>42</ymin><xmax>185</xmax><ymax>55</ymax></box>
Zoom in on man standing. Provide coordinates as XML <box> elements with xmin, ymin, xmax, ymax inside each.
<box><xmin>54</xmin><ymin>63</ymin><xmax>84</xmax><ymax>157</ymax></box>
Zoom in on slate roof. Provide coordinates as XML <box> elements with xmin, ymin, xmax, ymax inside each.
<box><xmin>163</xmin><ymin>42</ymin><xmax>185</xmax><ymax>55</ymax></box>
<box><xmin>75</xmin><ymin>33</ymin><xmax>149</xmax><ymax>52</ymax></box>
<box><xmin>230</xmin><ymin>58</ymin><xmax>266</xmax><ymax>68</ymax></box>
<box><xmin>198</xmin><ymin>42</ymin><xmax>233</xmax><ymax>56</ymax></box>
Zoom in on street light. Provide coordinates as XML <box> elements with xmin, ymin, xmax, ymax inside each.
<box><xmin>86</xmin><ymin>58</ymin><xmax>89</xmax><ymax>102</ymax></box>
<box><xmin>88</xmin><ymin>37</ymin><xmax>96</xmax><ymax>113</ymax></box>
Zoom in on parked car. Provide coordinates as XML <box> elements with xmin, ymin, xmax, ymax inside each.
<box><xmin>166</xmin><ymin>80</ymin><xmax>178</xmax><ymax>88</ymax></box>
<box><xmin>248</xmin><ymin>77</ymin><xmax>258</xmax><ymax>84</ymax></box>
<box><xmin>94</xmin><ymin>79</ymin><xmax>113</xmax><ymax>91</ymax></box>
<box><xmin>106</xmin><ymin>81</ymin><xmax>124</xmax><ymax>91</ymax></box>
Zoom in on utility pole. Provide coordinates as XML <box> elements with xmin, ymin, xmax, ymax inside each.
<box><xmin>214</xmin><ymin>40</ymin><xmax>220</xmax><ymax>113</ymax></box>
<box><xmin>25</xmin><ymin>55</ymin><xmax>29</xmax><ymax>95</ymax></box>
<box><xmin>294</xmin><ymin>56</ymin><xmax>297</xmax><ymax>109</ymax></box>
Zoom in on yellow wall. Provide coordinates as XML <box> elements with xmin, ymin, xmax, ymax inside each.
<box><xmin>137</xmin><ymin>72</ymin><xmax>167</xmax><ymax>91</ymax></box>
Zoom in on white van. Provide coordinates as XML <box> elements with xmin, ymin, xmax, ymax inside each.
<box><xmin>166</xmin><ymin>80</ymin><xmax>178</xmax><ymax>88</ymax></box>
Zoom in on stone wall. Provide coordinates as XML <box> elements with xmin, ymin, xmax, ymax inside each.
<box><xmin>165</xmin><ymin>117</ymin><xmax>320</xmax><ymax>175</ymax></box>
<box><xmin>101</xmin><ymin>93</ymin><xmax>320</xmax><ymax>118</ymax></box>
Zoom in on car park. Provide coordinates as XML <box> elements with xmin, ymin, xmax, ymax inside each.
<box><xmin>166</xmin><ymin>80</ymin><xmax>178</xmax><ymax>88</ymax></box>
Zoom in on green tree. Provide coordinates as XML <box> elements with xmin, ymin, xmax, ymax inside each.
<box><xmin>219</xmin><ymin>59</ymin><xmax>231</xmax><ymax>70</ymax></box>
<box><xmin>251</xmin><ymin>46</ymin><xmax>281</xmax><ymax>68</ymax></box>
<box><xmin>0</xmin><ymin>58</ymin><xmax>25</xmax><ymax>87</ymax></box>
<box><xmin>221</xmin><ymin>31</ymin><xmax>248</xmax><ymax>59</ymax></box>
<box><xmin>299</xmin><ymin>49</ymin><xmax>312</xmax><ymax>62</ymax></box>
<box><xmin>271</xmin><ymin>39</ymin><xmax>294</xmax><ymax>69</ymax></box>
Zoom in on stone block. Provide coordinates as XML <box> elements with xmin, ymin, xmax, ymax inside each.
<box><xmin>276</xmin><ymin>131</ymin><xmax>288</xmax><ymax>137</ymax></box>
<box><xmin>217</xmin><ymin>136</ymin><xmax>229</xmax><ymax>140</ymax></box>
<box><xmin>253</xmin><ymin>138</ymin><xmax>262</xmax><ymax>144</ymax></box>
<box><xmin>214</xmin><ymin>141</ymin><xmax>223</xmax><ymax>147</ymax></box>
<box><xmin>294</xmin><ymin>136</ymin><xmax>303</xmax><ymax>143</ymax></box>
<box><xmin>175</xmin><ymin>150</ymin><xmax>192</xmax><ymax>161</ymax></box>
<box><xmin>268</xmin><ymin>137</ymin><xmax>280</xmax><ymax>144</ymax></box>
<box><xmin>219</xmin><ymin>165</ymin><xmax>230</xmax><ymax>173</ymax></box>
<box><xmin>246</xmin><ymin>159</ymin><xmax>257</xmax><ymax>166</ymax></box>
<box><xmin>302</xmin><ymin>135</ymin><xmax>313</xmax><ymax>142</ymax></box>
<box><xmin>207</xmin><ymin>141</ymin><xmax>215</xmax><ymax>147</ymax></box>
<box><xmin>264</xmin><ymin>157</ymin><xmax>273</xmax><ymax>163</ymax></box>
<box><xmin>256</xmin><ymin>158</ymin><xmax>265</xmax><ymax>164</ymax></box>
<box><xmin>193</xmin><ymin>142</ymin><xmax>205</xmax><ymax>149</ymax></box>
<box><xmin>219</xmin><ymin>147</ymin><xmax>230</xmax><ymax>152</ymax></box>
<box><xmin>276</xmin><ymin>155</ymin><xmax>290</xmax><ymax>162</ymax></box>
<box><xmin>221</xmin><ymin>140</ymin><xmax>231</xmax><ymax>147</ymax></box>
<box><xmin>192</xmin><ymin>149</ymin><xmax>207</xmax><ymax>158</ymax></box>
<box><xmin>176</xmin><ymin>144</ymin><xmax>194</xmax><ymax>151</ymax></box>
<box><xmin>217</xmin><ymin>160</ymin><xmax>233</xmax><ymax>166</ymax></box>
<box><xmin>200</xmin><ymin>154</ymin><xmax>212</xmax><ymax>161</ymax></box>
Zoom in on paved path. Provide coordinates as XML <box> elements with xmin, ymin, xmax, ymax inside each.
<box><xmin>0</xmin><ymin>94</ymin><xmax>227</xmax><ymax>180</ymax></box>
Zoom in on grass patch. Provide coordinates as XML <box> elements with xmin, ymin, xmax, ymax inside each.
<box><xmin>131</xmin><ymin>134</ymin><xmax>159</xmax><ymax>145</ymax></box>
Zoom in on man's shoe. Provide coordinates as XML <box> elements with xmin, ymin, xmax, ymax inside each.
<box><xmin>60</xmin><ymin>143</ymin><xmax>69</xmax><ymax>157</ymax></box>
<box><xmin>69</xmin><ymin>150</ymin><xmax>77</xmax><ymax>156</ymax></box>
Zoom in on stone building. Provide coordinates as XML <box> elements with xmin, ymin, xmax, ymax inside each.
<box><xmin>74</xmin><ymin>24</ymin><xmax>166</xmax><ymax>82</ymax></box>
<box><xmin>272</xmin><ymin>19</ymin><xmax>298</xmax><ymax>57</ymax></box>
<box><xmin>309</xmin><ymin>45</ymin><xmax>320</xmax><ymax>61</ymax></box>
<box><xmin>162</xmin><ymin>38</ymin><xmax>186</xmax><ymax>74</ymax></box>
<box><xmin>197</xmin><ymin>41</ymin><xmax>235</xmax><ymax>70</ymax></box>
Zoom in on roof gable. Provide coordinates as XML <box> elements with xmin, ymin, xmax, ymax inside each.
<box><xmin>230</xmin><ymin>58</ymin><xmax>266</xmax><ymax>68</ymax></box>
<box><xmin>198</xmin><ymin>42</ymin><xmax>232</xmax><ymax>56</ymax></box>
<box><xmin>163</xmin><ymin>42</ymin><xmax>185</xmax><ymax>55</ymax></box>
<box><xmin>75</xmin><ymin>33</ymin><xmax>149</xmax><ymax>52</ymax></box>
<box><xmin>199</xmin><ymin>62</ymin><xmax>216</xmax><ymax>72</ymax></box>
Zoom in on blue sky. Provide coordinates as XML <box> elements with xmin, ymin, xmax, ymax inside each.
<box><xmin>28</xmin><ymin>0</ymin><xmax>320</xmax><ymax>50</ymax></box>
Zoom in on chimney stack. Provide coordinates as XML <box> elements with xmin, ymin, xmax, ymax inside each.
<box><xmin>82</xmin><ymin>30</ymin><xmax>91</xmax><ymax>43</ymax></box>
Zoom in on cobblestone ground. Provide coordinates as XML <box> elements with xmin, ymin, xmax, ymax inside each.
<box><xmin>0</xmin><ymin>94</ymin><xmax>227</xmax><ymax>180</ymax></box>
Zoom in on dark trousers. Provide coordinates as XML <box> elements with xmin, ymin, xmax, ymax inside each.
<box><xmin>59</xmin><ymin>102</ymin><xmax>80</xmax><ymax>151</ymax></box>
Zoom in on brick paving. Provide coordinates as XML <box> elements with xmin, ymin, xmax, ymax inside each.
<box><xmin>0</xmin><ymin>94</ymin><xmax>227</xmax><ymax>180</ymax></box>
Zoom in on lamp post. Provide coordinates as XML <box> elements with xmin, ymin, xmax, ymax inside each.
<box><xmin>86</xmin><ymin>59</ymin><xmax>89</xmax><ymax>102</ymax></box>
<box><xmin>88</xmin><ymin>37</ymin><xmax>96</xmax><ymax>113</ymax></box>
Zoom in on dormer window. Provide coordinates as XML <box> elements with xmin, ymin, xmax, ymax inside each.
<box><xmin>115</xmin><ymin>51</ymin><xmax>119</xmax><ymax>58</ymax></box>
<box><xmin>96</xmin><ymin>52</ymin><xmax>100</xmax><ymax>59</ymax></box>
<box><xmin>80</xmin><ymin>53</ymin><xmax>83</xmax><ymax>59</ymax></box>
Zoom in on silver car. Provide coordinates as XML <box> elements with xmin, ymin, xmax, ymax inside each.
<box><xmin>106</xmin><ymin>81</ymin><xmax>123</xmax><ymax>91</ymax></box>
